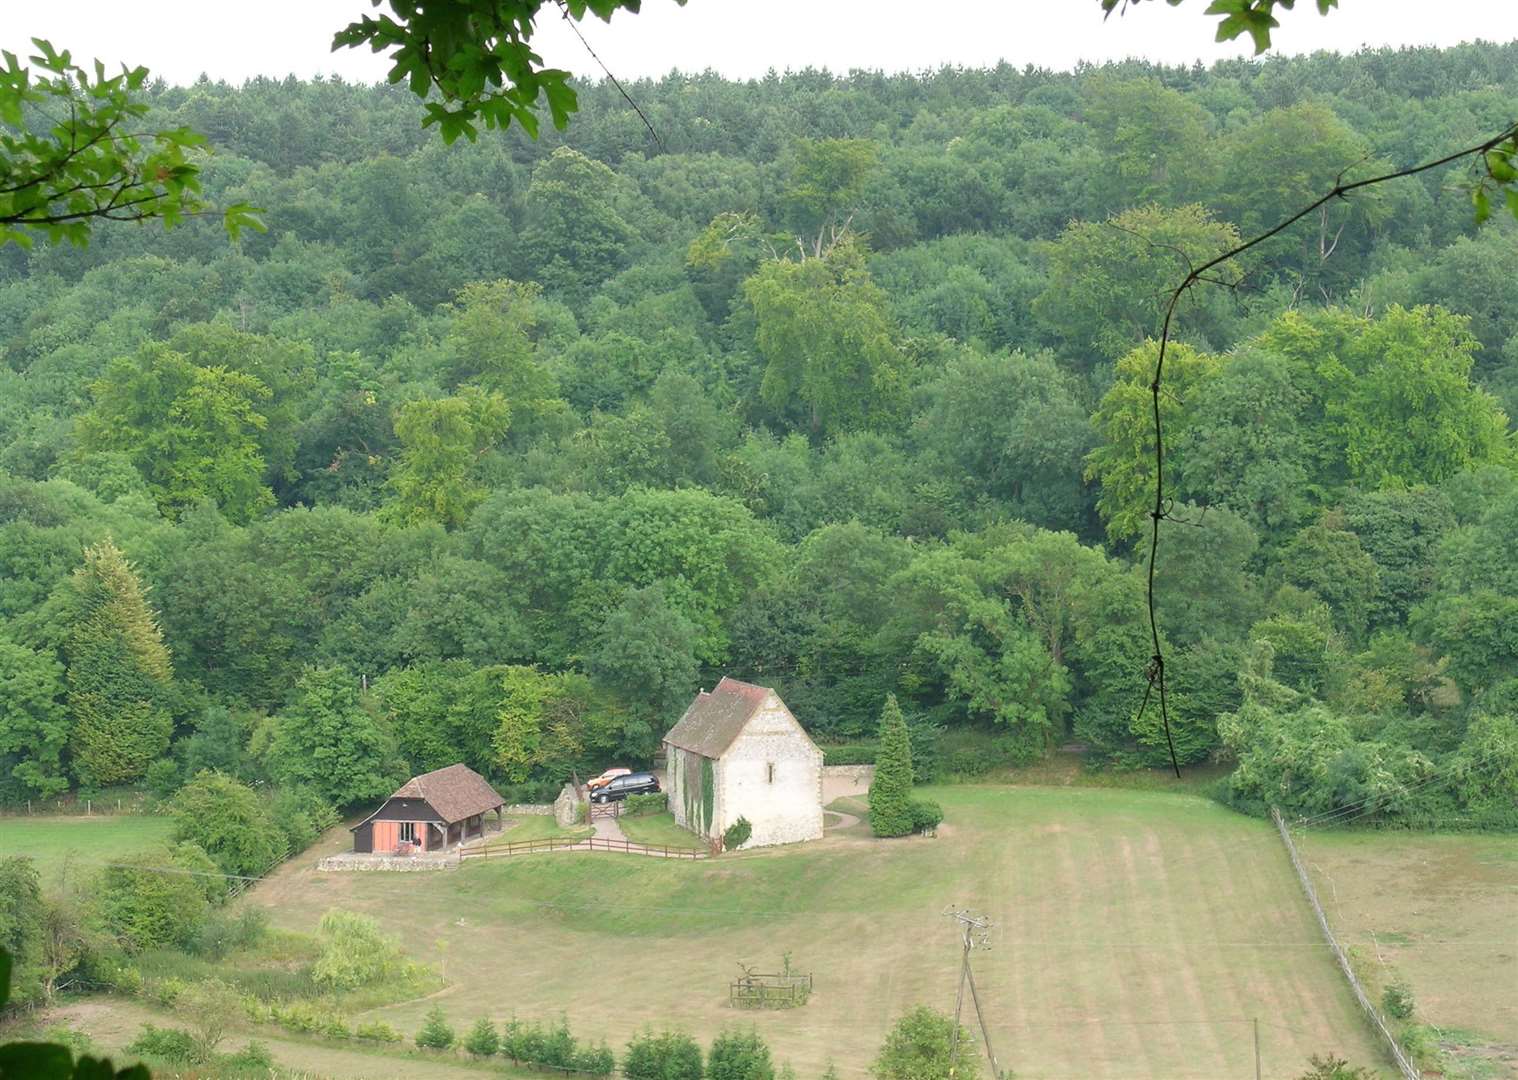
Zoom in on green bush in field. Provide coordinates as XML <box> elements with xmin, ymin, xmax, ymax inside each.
<box><xmin>1296</xmin><ymin>1054</ymin><xmax>1374</xmax><ymax>1079</ymax></box>
<box><xmin>464</xmin><ymin>1017</ymin><xmax>500</xmax><ymax>1057</ymax></box>
<box><xmin>269</xmin><ymin>999</ymin><xmax>349</xmax><ymax>1037</ymax></box>
<box><xmin>723</xmin><ymin>816</ymin><xmax>752</xmax><ymax>850</ymax></box>
<box><xmin>126</xmin><ymin>1024</ymin><xmax>198</xmax><ymax>1063</ymax></box>
<box><xmin>311</xmin><ymin>909</ymin><xmax>406</xmax><ymax>991</ymax></box>
<box><xmin>576</xmin><ymin>1041</ymin><xmax>616</xmax><ymax>1075</ymax></box>
<box><xmin>1382</xmin><ymin>980</ymin><xmax>1415</xmax><ymax>1019</ymax></box>
<box><xmin>226</xmin><ymin>1041</ymin><xmax>275</xmax><ymax>1070</ymax></box>
<box><xmin>354</xmin><ymin>1020</ymin><xmax>404</xmax><ymax>1042</ymax></box>
<box><xmin>708</xmin><ymin>1029</ymin><xmax>773</xmax><ymax>1080</ymax></box>
<box><xmin>624</xmin><ymin>1028</ymin><xmax>703</xmax><ymax>1080</ymax></box>
<box><xmin>539</xmin><ymin>1016</ymin><xmax>577</xmax><ymax>1067</ymax></box>
<box><xmin>416</xmin><ymin>1006</ymin><xmax>455</xmax><ymax>1050</ymax></box>
<box><xmin>869</xmin><ymin>695</ymin><xmax>915</xmax><ymax>837</ymax></box>
<box><xmin>908</xmin><ymin>799</ymin><xmax>943</xmax><ymax>835</ymax></box>
<box><xmin>97</xmin><ymin>846</ymin><xmax>215</xmax><ymax>952</ymax></box>
<box><xmin>188</xmin><ymin>906</ymin><xmax>268</xmax><ymax>960</ymax></box>
<box><xmin>872</xmin><ymin>1006</ymin><xmax>980</xmax><ymax>1080</ymax></box>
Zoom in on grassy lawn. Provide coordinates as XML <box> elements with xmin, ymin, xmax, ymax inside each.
<box><xmin>1293</xmin><ymin>828</ymin><xmax>1518</xmax><ymax>1077</ymax></box>
<box><xmin>618</xmin><ymin>810</ymin><xmax>703</xmax><ymax>849</ymax></box>
<box><xmin>244</xmin><ymin>785</ymin><xmax>1392</xmax><ymax>1079</ymax></box>
<box><xmin>3</xmin><ymin>814</ymin><xmax>175</xmax><ymax>879</ymax></box>
<box><xmin>498</xmin><ymin>815</ymin><xmax>592</xmax><ymax>843</ymax></box>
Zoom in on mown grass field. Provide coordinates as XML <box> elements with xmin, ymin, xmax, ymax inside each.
<box><xmin>3</xmin><ymin>814</ymin><xmax>175</xmax><ymax>879</ymax></box>
<box><xmin>249</xmin><ymin>785</ymin><xmax>1391</xmax><ymax>1080</ymax></box>
<box><xmin>1293</xmin><ymin>828</ymin><xmax>1518</xmax><ymax>1078</ymax></box>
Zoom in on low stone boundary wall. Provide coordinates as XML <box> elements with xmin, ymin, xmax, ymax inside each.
<box><xmin>318</xmin><ymin>852</ymin><xmax>459</xmax><ymax>872</ymax></box>
<box><xmin>506</xmin><ymin>803</ymin><xmax>553</xmax><ymax>816</ymax></box>
<box><xmin>822</xmin><ymin>764</ymin><xmax>875</xmax><ymax>785</ymax></box>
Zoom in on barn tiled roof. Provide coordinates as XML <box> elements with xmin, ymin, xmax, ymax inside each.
<box><xmin>663</xmin><ymin>676</ymin><xmax>772</xmax><ymax>759</ymax></box>
<box><xmin>389</xmin><ymin>763</ymin><xmax>504</xmax><ymax>823</ymax></box>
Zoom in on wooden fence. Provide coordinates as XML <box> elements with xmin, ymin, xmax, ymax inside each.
<box><xmin>459</xmin><ymin>836</ymin><xmax>708</xmax><ymax>861</ymax></box>
<box><xmin>730</xmin><ymin>971</ymin><xmax>813</xmax><ymax>1009</ymax></box>
<box><xmin>1271</xmin><ymin>807</ymin><xmax>1421</xmax><ymax>1080</ymax></box>
<box><xmin>589</xmin><ymin>799</ymin><xmax>621</xmax><ymax>821</ymax></box>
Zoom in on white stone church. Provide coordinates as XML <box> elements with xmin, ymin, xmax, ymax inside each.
<box><xmin>662</xmin><ymin>676</ymin><xmax>823</xmax><ymax>849</ymax></box>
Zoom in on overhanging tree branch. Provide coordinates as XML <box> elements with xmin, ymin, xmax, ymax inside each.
<box><xmin>1136</xmin><ymin>120</ymin><xmax>1518</xmax><ymax>777</ymax></box>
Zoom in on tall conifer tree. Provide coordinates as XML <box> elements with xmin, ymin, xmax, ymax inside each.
<box><xmin>868</xmin><ymin>694</ymin><xmax>914</xmax><ymax>837</ymax></box>
<box><xmin>63</xmin><ymin>540</ymin><xmax>174</xmax><ymax>787</ymax></box>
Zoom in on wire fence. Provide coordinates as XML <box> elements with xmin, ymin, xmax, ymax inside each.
<box><xmin>0</xmin><ymin>794</ymin><xmax>153</xmax><ymax>817</ymax></box>
<box><xmin>1271</xmin><ymin>806</ymin><xmax>1422</xmax><ymax>1080</ymax></box>
<box><xmin>460</xmin><ymin>835</ymin><xmax>709</xmax><ymax>861</ymax></box>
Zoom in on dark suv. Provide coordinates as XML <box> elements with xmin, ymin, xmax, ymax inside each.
<box><xmin>592</xmin><ymin>772</ymin><xmax>659</xmax><ymax>803</ymax></box>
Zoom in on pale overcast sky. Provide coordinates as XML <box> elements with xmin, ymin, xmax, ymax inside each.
<box><xmin>6</xmin><ymin>1</ymin><xmax>1516</xmax><ymax>86</ymax></box>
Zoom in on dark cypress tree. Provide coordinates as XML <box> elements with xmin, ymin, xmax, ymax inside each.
<box><xmin>868</xmin><ymin>694</ymin><xmax>914</xmax><ymax>837</ymax></box>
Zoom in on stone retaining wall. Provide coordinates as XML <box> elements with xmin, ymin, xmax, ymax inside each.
<box><xmin>318</xmin><ymin>852</ymin><xmax>459</xmax><ymax>872</ymax></box>
<box><xmin>821</xmin><ymin>763</ymin><xmax>876</xmax><ymax>785</ymax></box>
<box><xmin>505</xmin><ymin>803</ymin><xmax>553</xmax><ymax>816</ymax></box>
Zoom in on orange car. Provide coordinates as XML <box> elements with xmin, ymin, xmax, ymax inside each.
<box><xmin>586</xmin><ymin>767</ymin><xmax>632</xmax><ymax>790</ymax></box>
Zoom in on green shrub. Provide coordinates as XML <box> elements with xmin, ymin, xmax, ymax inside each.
<box><xmin>416</xmin><ymin>1006</ymin><xmax>455</xmax><ymax>1050</ymax></box>
<box><xmin>269</xmin><ymin>999</ymin><xmax>349</xmax><ymax>1037</ymax></box>
<box><xmin>311</xmin><ymin>909</ymin><xmax>407</xmax><ymax>991</ymax></box>
<box><xmin>908</xmin><ymin>799</ymin><xmax>943</xmax><ymax>835</ymax></box>
<box><xmin>576</xmin><ymin>1041</ymin><xmax>616</xmax><ymax>1075</ymax></box>
<box><xmin>126</xmin><ymin>1024</ymin><xmax>198</xmax><ymax>1063</ymax></box>
<box><xmin>189</xmin><ymin>906</ymin><xmax>268</xmax><ymax>959</ymax></box>
<box><xmin>723</xmin><ymin>816</ymin><xmax>753</xmax><ymax>850</ymax></box>
<box><xmin>708</xmin><ymin>1029</ymin><xmax>774</xmax><ymax>1080</ymax></box>
<box><xmin>144</xmin><ymin>759</ymin><xmax>181</xmax><ymax>801</ymax></box>
<box><xmin>272</xmin><ymin>785</ymin><xmax>341</xmax><ymax>855</ymax></box>
<box><xmin>226</xmin><ymin>1041</ymin><xmax>275</xmax><ymax>1070</ymax></box>
<box><xmin>624</xmin><ymin>1029</ymin><xmax>703</xmax><ymax>1080</ymax></box>
<box><xmin>624</xmin><ymin>792</ymin><xmax>669</xmax><ymax>816</ymax></box>
<box><xmin>873</xmin><ymin>1006</ymin><xmax>980</xmax><ymax>1080</ymax></box>
<box><xmin>1296</xmin><ymin>1053</ymin><xmax>1374</xmax><ymax>1079</ymax></box>
<box><xmin>869</xmin><ymin>696</ymin><xmax>915</xmax><ymax>837</ymax></box>
<box><xmin>821</xmin><ymin>744</ymin><xmax>876</xmax><ymax>766</ymax></box>
<box><xmin>465</xmin><ymin>1017</ymin><xmax>500</xmax><ymax>1057</ymax></box>
<box><xmin>501</xmin><ymin>1018</ymin><xmax>543</xmax><ymax>1063</ymax></box>
<box><xmin>354</xmin><ymin>1020</ymin><xmax>404</xmax><ymax>1043</ymax></box>
<box><xmin>1382</xmin><ymin>981</ymin><xmax>1415</xmax><ymax>1020</ymax></box>
<box><xmin>151</xmin><ymin>975</ymin><xmax>188</xmax><ymax>1007</ymax></box>
<box><xmin>170</xmin><ymin>770</ymin><xmax>287</xmax><ymax>878</ymax></box>
<box><xmin>97</xmin><ymin>846</ymin><xmax>215</xmax><ymax>952</ymax></box>
<box><xmin>1397</xmin><ymin>1024</ymin><xmax>1440</xmax><ymax>1067</ymax></box>
<box><xmin>540</xmin><ymin>1016</ymin><xmax>577</xmax><ymax>1067</ymax></box>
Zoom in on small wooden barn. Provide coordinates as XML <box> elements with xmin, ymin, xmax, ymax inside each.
<box><xmin>350</xmin><ymin>763</ymin><xmax>505</xmax><ymax>854</ymax></box>
<box><xmin>663</xmin><ymin>677</ymin><xmax>823</xmax><ymax>849</ymax></box>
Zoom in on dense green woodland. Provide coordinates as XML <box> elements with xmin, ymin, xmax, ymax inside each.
<box><xmin>2</xmin><ymin>44</ymin><xmax>1518</xmax><ymax>828</ymax></box>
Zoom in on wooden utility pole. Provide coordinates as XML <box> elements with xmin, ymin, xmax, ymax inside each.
<box><xmin>1254</xmin><ymin>1017</ymin><xmax>1262</xmax><ymax>1080</ymax></box>
<box><xmin>944</xmin><ymin>907</ymin><xmax>1001</xmax><ymax>1080</ymax></box>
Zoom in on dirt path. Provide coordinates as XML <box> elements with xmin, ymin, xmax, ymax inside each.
<box><xmin>46</xmin><ymin>998</ymin><xmax>496</xmax><ymax>1080</ymax></box>
<box><xmin>590</xmin><ymin>812</ymin><xmax>626</xmax><ymax>842</ymax></box>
